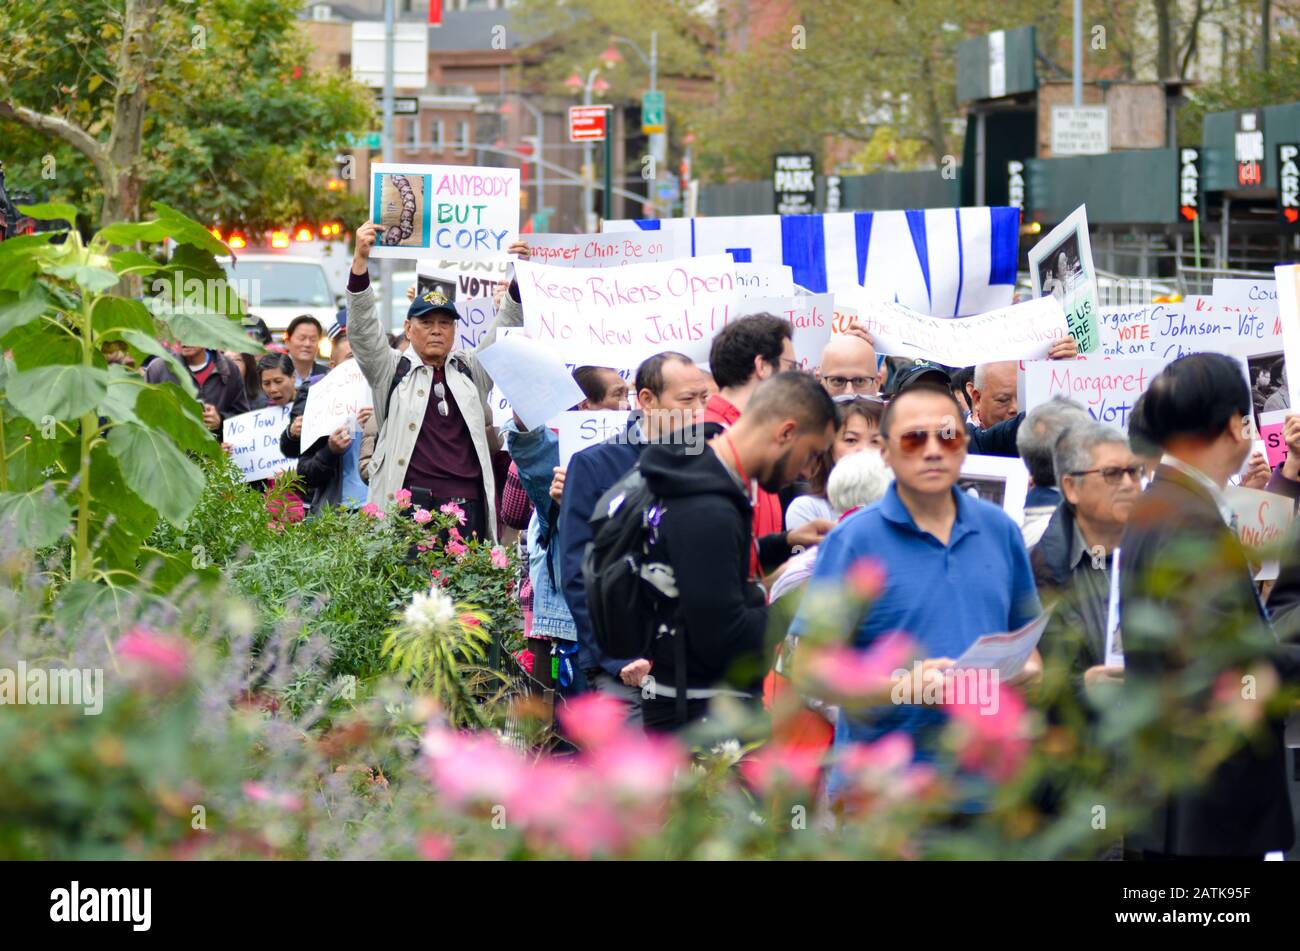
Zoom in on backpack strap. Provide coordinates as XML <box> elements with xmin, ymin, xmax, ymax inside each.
<box><xmin>385</xmin><ymin>355</ymin><xmax>412</xmax><ymax>420</ymax></box>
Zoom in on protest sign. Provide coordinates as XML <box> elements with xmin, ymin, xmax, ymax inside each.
<box><xmin>1276</xmin><ymin>264</ymin><xmax>1300</xmax><ymax>408</ymax></box>
<box><xmin>1029</xmin><ymin>205</ymin><xmax>1101</xmax><ymax>353</ymax></box>
<box><xmin>1023</xmin><ymin>357</ymin><xmax>1164</xmax><ymax>431</ymax></box>
<box><xmin>852</xmin><ymin>296</ymin><xmax>1068</xmax><ymax>367</ymax></box>
<box><xmin>831</xmin><ymin>302</ymin><xmax>859</xmax><ymax>335</ymax></box>
<box><xmin>453</xmin><ymin>297</ymin><xmax>497</xmax><ymax>352</ymax></box>
<box><xmin>606</xmin><ymin>207</ymin><xmax>1022</xmax><ymax>315</ymax></box>
<box><xmin>416</xmin><ymin>257</ymin><xmax>512</xmax><ymax>299</ymax></box>
<box><xmin>957</xmin><ymin>455</ymin><xmax>1031</xmax><ymax>526</ymax></box>
<box><xmin>476</xmin><ymin>334</ymin><xmax>585</xmax><ymax>430</ymax></box>
<box><xmin>739</xmin><ymin>294</ymin><xmax>834</xmax><ymax>373</ymax></box>
<box><xmin>369</xmin><ymin>163</ymin><xmax>520</xmax><ymax>261</ymax></box>
<box><xmin>1098</xmin><ymin>302</ymin><xmax>1280</xmax><ymax>361</ymax></box>
<box><xmin>515</xmin><ymin>255</ymin><xmax>740</xmax><ymax>367</ymax></box>
<box><xmin>734</xmin><ymin>263</ymin><xmax>795</xmax><ymax>298</ymax></box>
<box><xmin>222</xmin><ymin>405</ymin><xmax>296</xmax><ymax>483</ymax></box>
<box><xmin>1260</xmin><ymin>409</ymin><xmax>1290</xmax><ymax>469</ymax></box>
<box><xmin>1212</xmin><ymin>277</ymin><xmax>1279</xmax><ymax>318</ymax></box>
<box><xmin>1225</xmin><ymin>485</ymin><xmax>1295</xmax><ymax>581</ymax></box>
<box><xmin>301</xmin><ymin>358</ymin><xmax>374</xmax><ymax>450</ymax></box>
<box><xmin>555</xmin><ymin>411</ymin><xmax>632</xmax><ymax>467</ymax></box>
<box><xmin>487</xmin><ymin>329</ymin><xmax>636</xmax><ymax>428</ymax></box>
<box><xmin>526</xmin><ymin>232</ymin><xmax>678</xmax><ymax>268</ymax></box>
<box><xmin>1105</xmin><ymin>548</ymin><xmax>1124</xmax><ymax>669</ymax></box>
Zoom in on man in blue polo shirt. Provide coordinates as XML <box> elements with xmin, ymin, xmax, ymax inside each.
<box><xmin>792</xmin><ymin>383</ymin><xmax>1042</xmax><ymax>795</ymax></box>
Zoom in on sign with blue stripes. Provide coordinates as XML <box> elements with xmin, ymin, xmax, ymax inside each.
<box><xmin>605</xmin><ymin>207</ymin><xmax>1022</xmax><ymax>317</ymax></box>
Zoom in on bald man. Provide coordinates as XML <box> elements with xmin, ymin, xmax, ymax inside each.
<box><xmin>817</xmin><ymin>333</ymin><xmax>880</xmax><ymax>398</ymax></box>
<box><xmin>966</xmin><ymin>360</ymin><xmax>1019</xmax><ymax>429</ymax></box>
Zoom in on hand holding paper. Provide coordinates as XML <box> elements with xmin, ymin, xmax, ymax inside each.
<box><xmin>476</xmin><ymin>334</ymin><xmax>585</xmax><ymax>431</ymax></box>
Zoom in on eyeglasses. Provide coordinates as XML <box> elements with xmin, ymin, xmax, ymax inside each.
<box><xmin>824</xmin><ymin>375</ymin><xmax>879</xmax><ymax>392</ymax></box>
<box><xmin>1068</xmin><ymin>465</ymin><xmax>1145</xmax><ymax>485</ymax></box>
<box><xmin>832</xmin><ymin>393</ymin><xmax>886</xmax><ymax>406</ymax></box>
<box><xmin>895</xmin><ymin>428</ymin><xmax>966</xmax><ymax>454</ymax></box>
<box><xmin>434</xmin><ymin>381</ymin><xmax>448</xmax><ymax>417</ymax></box>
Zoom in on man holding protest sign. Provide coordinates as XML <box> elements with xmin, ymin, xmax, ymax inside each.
<box><xmin>345</xmin><ymin>221</ymin><xmax>528</xmax><ymax>539</ymax></box>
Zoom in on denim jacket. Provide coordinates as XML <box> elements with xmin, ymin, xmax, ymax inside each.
<box><xmin>503</xmin><ymin>420</ymin><xmax>576</xmax><ymax>642</ymax></box>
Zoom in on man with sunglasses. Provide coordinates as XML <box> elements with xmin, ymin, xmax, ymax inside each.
<box><xmin>791</xmin><ymin>383</ymin><xmax>1043</xmax><ymax>794</ymax></box>
<box><xmin>345</xmin><ymin>221</ymin><xmax>528</xmax><ymax>538</ymax></box>
<box><xmin>1030</xmin><ymin>421</ymin><xmax>1142</xmax><ymax>698</ymax></box>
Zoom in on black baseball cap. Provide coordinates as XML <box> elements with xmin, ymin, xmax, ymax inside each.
<box><xmin>407</xmin><ymin>288</ymin><xmax>458</xmax><ymax>322</ymax></box>
<box><xmin>882</xmin><ymin>360</ymin><xmax>952</xmax><ymax>399</ymax></box>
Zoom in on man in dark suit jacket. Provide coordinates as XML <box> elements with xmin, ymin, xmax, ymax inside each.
<box><xmin>1119</xmin><ymin>352</ymin><xmax>1300</xmax><ymax>859</ymax></box>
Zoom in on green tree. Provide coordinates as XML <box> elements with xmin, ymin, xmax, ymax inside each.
<box><xmin>0</xmin><ymin>0</ymin><xmax>372</xmax><ymax>230</ymax></box>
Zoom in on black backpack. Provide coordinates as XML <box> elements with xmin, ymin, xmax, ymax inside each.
<box><xmin>582</xmin><ymin>466</ymin><xmax>679</xmax><ymax>662</ymax></box>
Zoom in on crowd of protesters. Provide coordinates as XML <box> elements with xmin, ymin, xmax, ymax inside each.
<box><xmin>125</xmin><ymin>228</ymin><xmax>1300</xmax><ymax>862</ymax></box>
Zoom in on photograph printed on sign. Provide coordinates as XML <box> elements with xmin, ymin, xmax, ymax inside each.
<box><xmin>1029</xmin><ymin>205</ymin><xmax>1100</xmax><ymax>353</ymax></box>
<box><xmin>957</xmin><ymin>454</ymin><xmax>1030</xmax><ymax>525</ymax></box>
<box><xmin>369</xmin><ymin>163</ymin><xmax>519</xmax><ymax>261</ymax></box>
<box><xmin>1247</xmin><ymin>350</ymin><xmax>1289</xmax><ymax>421</ymax></box>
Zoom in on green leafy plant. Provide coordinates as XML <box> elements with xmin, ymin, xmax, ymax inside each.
<box><xmin>0</xmin><ymin>201</ymin><xmax>259</xmax><ymax>598</ymax></box>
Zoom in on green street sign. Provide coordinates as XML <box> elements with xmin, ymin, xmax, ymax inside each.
<box><xmin>344</xmin><ymin>132</ymin><xmax>382</xmax><ymax>149</ymax></box>
<box><xmin>641</xmin><ymin>91</ymin><xmax>665</xmax><ymax>135</ymax></box>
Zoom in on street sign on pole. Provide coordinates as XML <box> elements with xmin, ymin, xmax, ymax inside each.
<box><xmin>374</xmin><ymin>93</ymin><xmax>419</xmax><ymax>115</ymax></box>
<box><xmin>641</xmin><ymin>91</ymin><xmax>665</xmax><ymax>135</ymax></box>
<box><xmin>1050</xmin><ymin>106</ymin><xmax>1108</xmax><ymax>156</ymax></box>
<box><xmin>569</xmin><ymin>105</ymin><xmax>610</xmax><ymax>142</ymax></box>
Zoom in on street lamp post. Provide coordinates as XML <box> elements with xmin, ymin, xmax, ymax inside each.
<box><xmin>603</xmin><ymin>33</ymin><xmax>665</xmax><ymax>211</ymax></box>
<box><xmin>501</xmin><ymin>95</ymin><xmax>544</xmax><ymax>229</ymax></box>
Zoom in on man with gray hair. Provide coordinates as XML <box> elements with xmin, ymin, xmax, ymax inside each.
<box><xmin>1031</xmin><ymin>419</ymin><xmax>1144</xmax><ymax>696</ymax></box>
<box><xmin>1016</xmin><ymin>396</ymin><xmax>1092</xmax><ymax>547</ymax></box>
<box><xmin>966</xmin><ymin>360</ymin><xmax>1019</xmax><ymax>429</ymax></box>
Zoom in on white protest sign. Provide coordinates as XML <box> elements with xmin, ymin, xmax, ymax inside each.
<box><xmin>1098</xmin><ymin>301</ymin><xmax>1280</xmax><ymax>361</ymax></box>
<box><xmin>369</xmin><ymin>162</ymin><xmax>520</xmax><ymax>262</ymax></box>
<box><xmin>1276</xmin><ymin>264</ymin><xmax>1300</xmax><ymax>409</ymax></box>
<box><xmin>1225</xmin><ymin>485</ymin><xmax>1296</xmax><ymax>581</ymax></box>
<box><xmin>1212</xmin><ymin>278</ymin><xmax>1279</xmax><ymax>318</ymax></box>
<box><xmin>301</xmin><ymin>358</ymin><xmax>374</xmax><ymax>450</ymax></box>
<box><xmin>454</xmin><ymin>297</ymin><xmax>497</xmax><ymax>352</ymax></box>
<box><xmin>555</xmin><ymin>411</ymin><xmax>631</xmax><ymax>467</ymax></box>
<box><xmin>853</xmin><ymin>295</ymin><xmax>1069</xmax><ymax>367</ymax></box>
<box><xmin>734</xmin><ymin>263</ymin><xmax>795</xmax><ymax>299</ymax></box>
<box><xmin>222</xmin><ymin>405</ymin><xmax>296</xmax><ymax>483</ymax></box>
<box><xmin>1105</xmin><ymin>548</ymin><xmax>1124</xmax><ymax>669</ymax></box>
<box><xmin>515</xmin><ymin>255</ymin><xmax>740</xmax><ymax>367</ymax></box>
<box><xmin>417</xmin><ymin>257</ymin><xmax>512</xmax><ymax>299</ymax></box>
<box><xmin>739</xmin><ymin>294</ymin><xmax>835</xmax><ymax>373</ymax></box>
<box><xmin>957</xmin><ymin>454</ymin><xmax>1031</xmax><ymax>525</ymax></box>
<box><xmin>1028</xmin><ymin>205</ymin><xmax>1100</xmax><ymax>352</ymax></box>
<box><xmin>1023</xmin><ymin>357</ymin><xmax>1163</xmax><ymax>431</ymax></box>
<box><xmin>477</xmin><ymin>333</ymin><xmax>585</xmax><ymax>430</ymax></box>
<box><xmin>526</xmin><ymin>232</ymin><xmax>678</xmax><ymax>268</ymax></box>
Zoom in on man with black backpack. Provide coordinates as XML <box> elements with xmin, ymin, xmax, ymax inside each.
<box><xmin>586</xmin><ymin>372</ymin><xmax>838</xmax><ymax>733</ymax></box>
<box><xmin>346</xmin><ymin>221</ymin><xmax>526</xmax><ymax>537</ymax></box>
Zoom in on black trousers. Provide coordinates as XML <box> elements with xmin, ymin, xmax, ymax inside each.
<box><xmin>407</xmin><ymin>488</ymin><xmax>486</xmax><ymax>540</ymax></box>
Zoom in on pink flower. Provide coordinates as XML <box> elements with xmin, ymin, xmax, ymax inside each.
<box><xmin>558</xmin><ymin>692</ymin><xmax>628</xmax><ymax>750</ymax></box>
<box><xmin>413</xmin><ymin>507</ymin><xmax>433</xmax><ymax>524</ymax></box>
<box><xmin>394</xmin><ymin>488</ymin><xmax>412</xmax><ymax>509</ymax></box>
<box><xmin>802</xmin><ymin>632</ymin><xmax>916</xmax><ymax>698</ymax></box>
<box><xmin>839</xmin><ymin>732</ymin><xmax>914</xmax><ymax>775</ymax></box>
<box><xmin>514</xmin><ymin>648</ymin><xmax>535</xmax><ymax>675</ymax></box>
<box><xmin>241</xmin><ymin>781</ymin><xmax>303</xmax><ymax>812</ymax></box>
<box><xmin>947</xmin><ymin>683</ymin><xmax>1030</xmax><ymax>782</ymax></box>
<box><xmin>587</xmin><ymin>733</ymin><xmax>684</xmax><ymax>800</ymax></box>
<box><xmin>847</xmin><ymin>557</ymin><xmax>887</xmax><ymax>599</ymax></box>
<box><xmin>440</xmin><ymin>502</ymin><xmax>466</xmax><ymax>525</ymax></box>
<box><xmin>431</xmin><ymin>569</ymin><xmax>442</xmax><ymax>582</ymax></box>
<box><xmin>360</xmin><ymin>502</ymin><xmax>385</xmax><ymax>520</ymax></box>
<box><xmin>117</xmin><ymin>626</ymin><xmax>189</xmax><ymax>687</ymax></box>
<box><xmin>265</xmin><ymin>491</ymin><xmax>305</xmax><ymax>524</ymax></box>
<box><xmin>447</xmin><ymin>538</ymin><xmax>467</xmax><ymax>558</ymax></box>
<box><xmin>740</xmin><ymin>742</ymin><xmax>824</xmax><ymax>795</ymax></box>
<box><xmin>422</xmin><ymin>727</ymin><xmax>530</xmax><ymax>806</ymax></box>
<box><xmin>459</xmin><ymin>613</ymin><xmax>481</xmax><ymax>627</ymax></box>
<box><xmin>417</xmin><ymin>832</ymin><xmax>453</xmax><ymax>860</ymax></box>
<box><xmin>490</xmin><ymin>546</ymin><xmax>509</xmax><ymax>569</ymax></box>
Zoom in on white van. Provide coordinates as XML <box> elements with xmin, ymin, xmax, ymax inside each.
<box><xmin>220</xmin><ymin>254</ymin><xmax>340</xmax><ymax>335</ymax></box>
